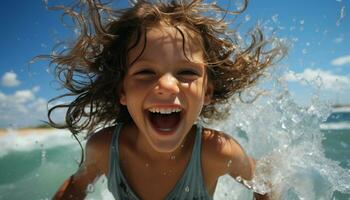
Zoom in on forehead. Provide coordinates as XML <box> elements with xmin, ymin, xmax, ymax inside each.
<box><xmin>127</xmin><ymin>23</ymin><xmax>204</xmax><ymax>64</ymax></box>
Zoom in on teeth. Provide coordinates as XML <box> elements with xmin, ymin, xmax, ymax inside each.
<box><xmin>148</xmin><ymin>107</ymin><xmax>182</xmax><ymax>114</ymax></box>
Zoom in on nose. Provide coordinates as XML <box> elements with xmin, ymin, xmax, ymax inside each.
<box><xmin>155</xmin><ymin>73</ymin><xmax>179</xmax><ymax>97</ymax></box>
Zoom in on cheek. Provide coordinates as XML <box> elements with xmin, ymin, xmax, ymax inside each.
<box><xmin>184</xmin><ymin>80</ymin><xmax>207</xmax><ymax>105</ymax></box>
<box><xmin>121</xmin><ymin>80</ymin><xmax>150</xmax><ymax>104</ymax></box>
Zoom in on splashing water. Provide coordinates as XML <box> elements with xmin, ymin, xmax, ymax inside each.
<box><xmin>336</xmin><ymin>6</ymin><xmax>346</xmax><ymax>26</ymax></box>
<box><xmin>80</xmin><ymin>64</ymin><xmax>350</xmax><ymax>200</ymax></box>
<box><xmin>210</xmin><ymin>69</ymin><xmax>350</xmax><ymax>199</ymax></box>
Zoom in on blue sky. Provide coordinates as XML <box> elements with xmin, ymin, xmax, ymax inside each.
<box><xmin>0</xmin><ymin>0</ymin><xmax>349</xmax><ymax>128</ymax></box>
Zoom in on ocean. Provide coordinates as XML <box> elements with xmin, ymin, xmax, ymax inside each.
<box><xmin>0</xmin><ymin>105</ymin><xmax>349</xmax><ymax>200</ymax></box>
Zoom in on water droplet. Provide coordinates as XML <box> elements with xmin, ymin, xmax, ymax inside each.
<box><xmin>170</xmin><ymin>155</ymin><xmax>176</xmax><ymax>160</ymax></box>
<box><xmin>245</xmin><ymin>15</ymin><xmax>251</xmax><ymax>22</ymax></box>
<box><xmin>86</xmin><ymin>184</ymin><xmax>94</xmax><ymax>193</ymax></box>
<box><xmin>41</xmin><ymin>149</ymin><xmax>47</xmax><ymax>163</ymax></box>
<box><xmin>336</xmin><ymin>6</ymin><xmax>345</xmax><ymax>26</ymax></box>
<box><xmin>180</xmin><ymin>144</ymin><xmax>184</xmax><ymax>148</ymax></box>
<box><xmin>271</xmin><ymin>14</ymin><xmax>278</xmax><ymax>23</ymax></box>
<box><xmin>227</xmin><ymin>160</ymin><xmax>232</xmax><ymax>167</ymax></box>
<box><xmin>145</xmin><ymin>163</ymin><xmax>149</xmax><ymax>167</ymax></box>
<box><xmin>185</xmin><ymin>186</ymin><xmax>190</xmax><ymax>192</ymax></box>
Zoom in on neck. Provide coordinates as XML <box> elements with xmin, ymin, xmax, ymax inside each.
<box><xmin>127</xmin><ymin>122</ymin><xmax>196</xmax><ymax>162</ymax></box>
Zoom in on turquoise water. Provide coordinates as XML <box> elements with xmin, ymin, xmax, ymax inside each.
<box><xmin>0</xmin><ymin>111</ymin><xmax>349</xmax><ymax>200</ymax></box>
<box><xmin>322</xmin><ymin>129</ymin><xmax>350</xmax><ymax>200</ymax></box>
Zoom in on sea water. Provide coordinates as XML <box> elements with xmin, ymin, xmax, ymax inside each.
<box><xmin>0</xmin><ymin>90</ymin><xmax>350</xmax><ymax>199</ymax></box>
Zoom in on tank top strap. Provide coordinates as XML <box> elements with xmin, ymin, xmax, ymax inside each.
<box><xmin>108</xmin><ymin>123</ymin><xmax>140</xmax><ymax>200</ymax></box>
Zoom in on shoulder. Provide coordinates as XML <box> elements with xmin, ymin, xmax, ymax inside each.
<box><xmin>66</xmin><ymin>126</ymin><xmax>116</xmax><ymax>190</ymax></box>
<box><xmin>84</xmin><ymin>126</ymin><xmax>115</xmax><ymax>175</ymax></box>
<box><xmin>201</xmin><ymin>127</ymin><xmax>254</xmax><ymax>180</ymax></box>
<box><xmin>86</xmin><ymin>126</ymin><xmax>115</xmax><ymax>148</ymax></box>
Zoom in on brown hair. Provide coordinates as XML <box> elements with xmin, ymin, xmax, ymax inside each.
<box><xmin>45</xmin><ymin>0</ymin><xmax>285</xmax><ymax>136</ymax></box>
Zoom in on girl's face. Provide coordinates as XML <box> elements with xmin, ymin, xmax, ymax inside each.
<box><xmin>120</xmin><ymin>23</ymin><xmax>212</xmax><ymax>153</ymax></box>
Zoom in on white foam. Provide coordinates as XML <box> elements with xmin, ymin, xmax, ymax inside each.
<box><xmin>332</xmin><ymin>106</ymin><xmax>350</xmax><ymax>113</ymax></box>
<box><xmin>0</xmin><ymin>129</ymin><xmax>76</xmax><ymax>158</ymax></box>
<box><xmin>320</xmin><ymin>122</ymin><xmax>350</xmax><ymax>130</ymax></box>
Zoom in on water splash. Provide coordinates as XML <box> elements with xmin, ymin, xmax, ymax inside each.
<box><xmin>211</xmin><ymin>68</ymin><xmax>350</xmax><ymax>199</ymax></box>
<box><xmin>336</xmin><ymin>6</ymin><xmax>346</xmax><ymax>26</ymax></box>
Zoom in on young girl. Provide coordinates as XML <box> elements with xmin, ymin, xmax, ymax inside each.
<box><xmin>49</xmin><ymin>0</ymin><xmax>281</xmax><ymax>199</ymax></box>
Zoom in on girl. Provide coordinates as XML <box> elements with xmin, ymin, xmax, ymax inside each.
<box><xmin>49</xmin><ymin>0</ymin><xmax>281</xmax><ymax>199</ymax></box>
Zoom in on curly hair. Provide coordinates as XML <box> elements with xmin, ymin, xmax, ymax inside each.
<box><xmin>45</xmin><ymin>0</ymin><xmax>285</xmax><ymax>136</ymax></box>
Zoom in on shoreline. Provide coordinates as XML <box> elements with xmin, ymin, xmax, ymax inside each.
<box><xmin>0</xmin><ymin>128</ymin><xmax>58</xmax><ymax>137</ymax></box>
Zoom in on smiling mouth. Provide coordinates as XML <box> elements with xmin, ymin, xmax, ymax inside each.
<box><xmin>147</xmin><ymin>109</ymin><xmax>182</xmax><ymax>134</ymax></box>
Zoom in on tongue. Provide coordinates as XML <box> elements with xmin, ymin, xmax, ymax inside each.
<box><xmin>149</xmin><ymin>112</ymin><xmax>180</xmax><ymax>131</ymax></box>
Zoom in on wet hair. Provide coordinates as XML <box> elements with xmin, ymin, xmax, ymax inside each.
<box><xmin>45</xmin><ymin>0</ymin><xmax>285</xmax><ymax>136</ymax></box>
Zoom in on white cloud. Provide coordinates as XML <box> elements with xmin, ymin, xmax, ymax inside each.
<box><xmin>32</xmin><ymin>86</ymin><xmax>40</xmax><ymax>92</ymax></box>
<box><xmin>1</xmin><ymin>71</ymin><xmax>20</xmax><ymax>87</ymax></box>
<box><xmin>331</xmin><ymin>55</ymin><xmax>350</xmax><ymax>66</ymax></box>
<box><xmin>284</xmin><ymin>68</ymin><xmax>350</xmax><ymax>91</ymax></box>
<box><xmin>13</xmin><ymin>90</ymin><xmax>35</xmax><ymax>103</ymax></box>
<box><xmin>0</xmin><ymin>90</ymin><xmax>50</xmax><ymax>128</ymax></box>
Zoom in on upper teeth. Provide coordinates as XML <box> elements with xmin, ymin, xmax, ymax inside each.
<box><xmin>148</xmin><ymin>107</ymin><xmax>182</xmax><ymax>114</ymax></box>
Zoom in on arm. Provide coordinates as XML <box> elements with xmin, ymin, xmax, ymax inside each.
<box><xmin>53</xmin><ymin>130</ymin><xmax>110</xmax><ymax>200</ymax></box>
<box><xmin>53</xmin><ymin>162</ymin><xmax>100</xmax><ymax>200</ymax></box>
<box><xmin>227</xmin><ymin>149</ymin><xmax>271</xmax><ymax>199</ymax></box>
<box><xmin>202</xmin><ymin>129</ymin><xmax>273</xmax><ymax>199</ymax></box>
<box><xmin>250</xmin><ymin>158</ymin><xmax>271</xmax><ymax>200</ymax></box>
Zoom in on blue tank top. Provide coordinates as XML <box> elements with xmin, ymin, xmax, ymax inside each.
<box><xmin>107</xmin><ymin>123</ymin><xmax>213</xmax><ymax>200</ymax></box>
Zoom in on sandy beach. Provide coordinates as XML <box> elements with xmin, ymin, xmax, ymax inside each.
<box><xmin>0</xmin><ymin>128</ymin><xmax>57</xmax><ymax>137</ymax></box>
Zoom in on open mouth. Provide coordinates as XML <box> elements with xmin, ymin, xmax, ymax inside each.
<box><xmin>147</xmin><ymin>107</ymin><xmax>182</xmax><ymax>135</ymax></box>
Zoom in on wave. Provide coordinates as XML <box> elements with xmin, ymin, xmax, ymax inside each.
<box><xmin>0</xmin><ymin>129</ymin><xmax>76</xmax><ymax>158</ymax></box>
<box><xmin>332</xmin><ymin>106</ymin><xmax>350</xmax><ymax>113</ymax></box>
<box><xmin>320</xmin><ymin>122</ymin><xmax>350</xmax><ymax>130</ymax></box>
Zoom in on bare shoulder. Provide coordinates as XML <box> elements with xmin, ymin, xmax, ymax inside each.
<box><xmin>201</xmin><ymin>128</ymin><xmax>254</xmax><ymax>180</ymax></box>
<box><xmin>84</xmin><ymin>126</ymin><xmax>115</xmax><ymax>175</ymax></box>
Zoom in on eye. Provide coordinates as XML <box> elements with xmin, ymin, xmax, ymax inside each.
<box><xmin>178</xmin><ymin>70</ymin><xmax>199</xmax><ymax>76</ymax></box>
<box><xmin>134</xmin><ymin>69</ymin><xmax>155</xmax><ymax>75</ymax></box>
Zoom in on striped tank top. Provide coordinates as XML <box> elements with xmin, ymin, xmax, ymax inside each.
<box><xmin>107</xmin><ymin>123</ymin><xmax>213</xmax><ymax>200</ymax></box>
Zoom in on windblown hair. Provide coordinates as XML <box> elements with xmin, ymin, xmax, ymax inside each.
<box><xmin>46</xmin><ymin>0</ymin><xmax>285</xmax><ymax>136</ymax></box>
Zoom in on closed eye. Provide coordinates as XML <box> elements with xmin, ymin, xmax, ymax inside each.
<box><xmin>178</xmin><ymin>70</ymin><xmax>199</xmax><ymax>76</ymax></box>
<box><xmin>134</xmin><ymin>69</ymin><xmax>155</xmax><ymax>75</ymax></box>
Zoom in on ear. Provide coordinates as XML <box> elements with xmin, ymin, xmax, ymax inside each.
<box><xmin>204</xmin><ymin>82</ymin><xmax>214</xmax><ymax>105</ymax></box>
<box><xmin>120</xmin><ymin>93</ymin><xmax>127</xmax><ymax>105</ymax></box>
<box><xmin>118</xmin><ymin>84</ymin><xmax>127</xmax><ymax>106</ymax></box>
